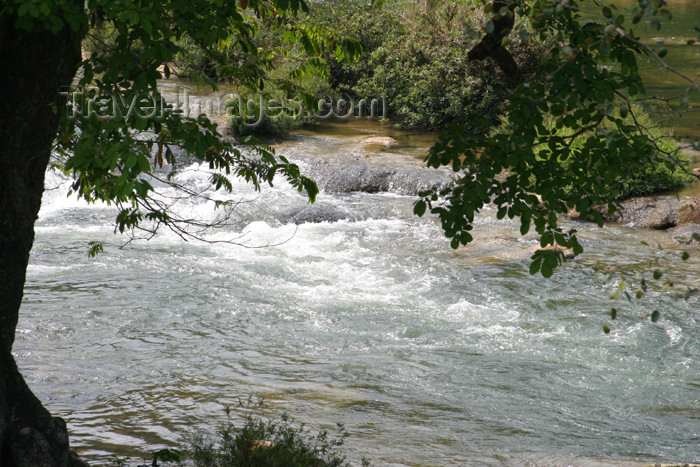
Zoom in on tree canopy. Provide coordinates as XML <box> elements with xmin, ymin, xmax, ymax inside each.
<box><xmin>415</xmin><ymin>0</ymin><xmax>699</xmax><ymax>277</ymax></box>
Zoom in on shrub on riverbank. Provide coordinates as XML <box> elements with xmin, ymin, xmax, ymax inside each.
<box><xmin>185</xmin><ymin>406</ymin><xmax>367</xmax><ymax>467</ymax></box>
<box><xmin>315</xmin><ymin>0</ymin><xmax>545</xmax><ymax>130</ymax></box>
<box><xmin>226</xmin><ymin>69</ymin><xmax>334</xmax><ymax>137</ymax></box>
<box><xmin>565</xmin><ymin>112</ymin><xmax>691</xmax><ymax>199</ymax></box>
<box><xmin>507</xmin><ymin>107</ymin><xmax>694</xmax><ymax>200</ymax></box>
<box><xmin>173</xmin><ymin>0</ymin><xmax>546</xmax><ymax>134</ymax></box>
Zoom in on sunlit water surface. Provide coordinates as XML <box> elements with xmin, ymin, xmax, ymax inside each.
<box><xmin>19</xmin><ymin>137</ymin><xmax>699</xmax><ymax>466</ymax></box>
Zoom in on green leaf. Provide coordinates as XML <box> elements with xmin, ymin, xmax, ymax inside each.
<box><xmin>610</xmin><ymin>308</ymin><xmax>617</xmax><ymax>320</ymax></box>
<box><xmin>88</xmin><ymin>242</ymin><xmax>104</xmax><ymax>257</ymax></box>
<box><xmin>681</xmin><ymin>251</ymin><xmax>690</xmax><ymax>261</ymax></box>
<box><xmin>603</xmin><ymin>323</ymin><xmax>611</xmax><ymax>334</ymax></box>
<box><xmin>152</xmin><ymin>448</ymin><xmax>181</xmax><ymax>466</ymax></box>
<box><xmin>520</xmin><ymin>219</ymin><xmax>530</xmax><ymax>235</ymax></box>
<box><xmin>137</xmin><ymin>155</ymin><xmax>151</xmax><ymax>173</ymax></box>
<box><xmin>541</xmin><ymin>262</ymin><xmax>553</xmax><ymax>278</ymax></box>
<box><xmin>653</xmin><ymin>269</ymin><xmax>663</xmax><ymax>280</ymax></box>
<box><xmin>658</xmin><ymin>8</ymin><xmax>672</xmax><ymax>20</ymax></box>
<box><xmin>125</xmin><ymin>155</ymin><xmax>137</xmax><ymax>169</ymax></box>
<box><xmin>413</xmin><ymin>200</ymin><xmax>427</xmax><ymax>217</ymax></box>
<box><xmin>18</xmin><ymin>2</ymin><xmax>30</xmax><ymax>16</ymax></box>
<box><xmin>650</xmin><ymin>310</ymin><xmax>660</xmax><ymax>322</ymax></box>
<box><xmin>127</xmin><ymin>10</ymin><xmax>140</xmax><ymax>25</ymax></box>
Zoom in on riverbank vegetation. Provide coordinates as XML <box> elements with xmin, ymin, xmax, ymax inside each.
<box><xmin>505</xmin><ymin>108</ymin><xmax>693</xmax><ymax>200</ymax></box>
<box><xmin>185</xmin><ymin>405</ymin><xmax>366</xmax><ymax>467</ymax></box>
<box><xmin>150</xmin><ymin>0</ymin><xmax>693</xmax><ymax>200</ymax></box>
<box><xmin>315</xmin><ymin>1</ymin><xmax>545</xmax><ymax>131</ymax></box>
<box><xmin>107</xmin><ymin>403</ymin><xmax>368</xmax><ymax>467</ymax></box>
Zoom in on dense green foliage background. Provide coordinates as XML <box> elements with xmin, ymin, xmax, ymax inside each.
<box><xmin>318</xmin><ymin>1</ymin><xmax>544</xmax><ymax>130</ymax></box>
<box><xmin>150</xmin><ymin>0</ymin><xmax>693</xmax><ymax>200</ymax></box>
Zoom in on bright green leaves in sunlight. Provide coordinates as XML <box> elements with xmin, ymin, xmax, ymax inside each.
<box><xmin>88</xmin><ymin>241</ymin><xmax>104</xmax><ymax>257</ymax></box>
<box><xmin>417</xmin><ymin>0</ymin><xmax>697</xmax><ymax>278</ymax></box>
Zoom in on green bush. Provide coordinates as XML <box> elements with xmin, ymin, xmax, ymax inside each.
<box><xmin>314</xmin><ymin>1</ymin><xmax>546</xmax><ymax>131</ymax></box>
<box><xmin>185</xmin><ymin>403</ymin><xmax>368</xmax><ymax>467</ymax></box>
<box><xmin>172</xmin><ymin>26</ymin><xmax>276</xmax><ymax>85</ymax></box>
<box><xmin>226</xmin><ymin>91</ymin><xmax>307</xmax><ymax>138</ymax></box>
<box><xmin>84</xmin><ymin>22</ymin><xmax>146</xmax><ymax>68</ymax></box>
<box><xmin>567</xmin><ymin>113</ymin><xmax>690</xmax><ymax>199</ymax></box>
<box><xmin>225</xmin><ymin>70</ymin><xmax>334</xmax><ymax>138</ymax></box>
<box><xmin>163</xmin><ymin>0</ymin><xmax>549</xmax><ymax>134</ymax></box>
<box><xmin>511</xmin><ymin>106</ymin><xmax>693</xmax><ymax>200</ymax></box>
<box><xmin>312</xmin><ymin>1</ymin><xmax>405</xmax><ymax>96</ymax></box>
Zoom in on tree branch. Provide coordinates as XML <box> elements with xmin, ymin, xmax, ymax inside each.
<box><xmin>468</xmin><ymin>0</ymin><xmax>524</xmax><ymax>87</ymax></box>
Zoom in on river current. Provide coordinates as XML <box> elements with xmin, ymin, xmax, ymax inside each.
<box><xmin>15</xmin><ymin>0</ymin><xmax>700</xmax><ymax>462</ymax></box>
<box><xmin>16</xmin><ymin>123</ymin><xmax>699</xmax><ymax>465</ymax></box>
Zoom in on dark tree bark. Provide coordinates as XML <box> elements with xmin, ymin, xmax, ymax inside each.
<box><xmin>0</xmin><ymin>6</ymin><xmax>88</xmax><ymax>466</ymax></box>
<box><xmin>469</xmin><ymin>0</ymin><xmax>524</xmax><ymax>87</ymax></box>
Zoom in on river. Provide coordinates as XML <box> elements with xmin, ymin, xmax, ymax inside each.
<box><xmin>15</xmin><ymin>2</ymin><xmax>700</xmax><ymax>466</ymax></box>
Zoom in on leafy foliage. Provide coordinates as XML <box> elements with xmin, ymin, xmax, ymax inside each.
<box><xmin>500</xmin><ymin>107</ymin><xmax>693</xmax><ymax>200</ymax></box>
<box><xmin>185</xmin><ymin>402</ymin><xmax>366</xmax><ymax>467</ymax></box>
<box><xmin>598</xmin><ymin>237</ymin><xmax>699</xmax><ymax>333</ymax></box>
<box><xmin>415</xmin><ymin>0</ymin><xmax>699</xmax><ymax>277</ymax></box>
<box><xmin>5</xmin><ymin>0</ymin><xmax>342</xmax><ymax>243</ymax></box>
<box><xmin>315</xmin><ymin>0</ymin><xmax>545</xmax><ymax>130</ymax></box>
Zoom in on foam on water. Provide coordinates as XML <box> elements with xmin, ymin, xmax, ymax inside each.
<box><xmin>17</xmin><ymin>158</ymin><xmax>700</xmax><ymax>465</ymax></box>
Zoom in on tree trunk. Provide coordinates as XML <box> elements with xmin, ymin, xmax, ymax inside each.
<box><xmin>468</xmin><ymin>0</ymin><xmax>524</xmax><ymax>87</ymax></box>
<box><xmin>0</xmin><ymin>7</ymin><xmax>88</xmax><ymax>466</ymax></box>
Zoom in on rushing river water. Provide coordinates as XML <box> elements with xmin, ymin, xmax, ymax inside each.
<box><xmin>18</xmin><ymin>123</ymin><xmax>700</xmax><ymax>466</ymax></box>
<box><xmin>14</xmin><ymin>2</ymin><xmax>700</xmax><ymax>466</ymax></box>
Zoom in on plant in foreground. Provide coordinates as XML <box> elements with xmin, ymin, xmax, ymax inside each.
<box><xmin>184</xmin><ymin>401</ymin><xmax>370</xmax><ymax>467</ymax></box>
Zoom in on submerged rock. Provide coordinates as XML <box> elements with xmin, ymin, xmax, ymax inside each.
<box><xmin>598</xmin><ymin>196</ymin><xmax>700</xmax><ymax>230</ymax></box>
<box><xmin>359</xmin><ymin>136</ymin><xmax>398</xmax><ymax>148</ymax></box>
<box><xmin>277</xmin><ymin>205</ymin><xmax>365</xmax><ymax>225</ymax></box>
<box><xmin>298</xmin><ymin>157</ymin><xmax>454</xmax><ymax>196</ymax></box>
<box><xmin>669</xmin><ymin>224</ymin><xmax>700</xmax><ymax>244</ymax></box>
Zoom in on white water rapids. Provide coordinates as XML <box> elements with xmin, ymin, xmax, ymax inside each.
<box><xmin>15</xmin><ymin>123</ymin><xmax>700</xmax><ymax>466</ymax></box>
